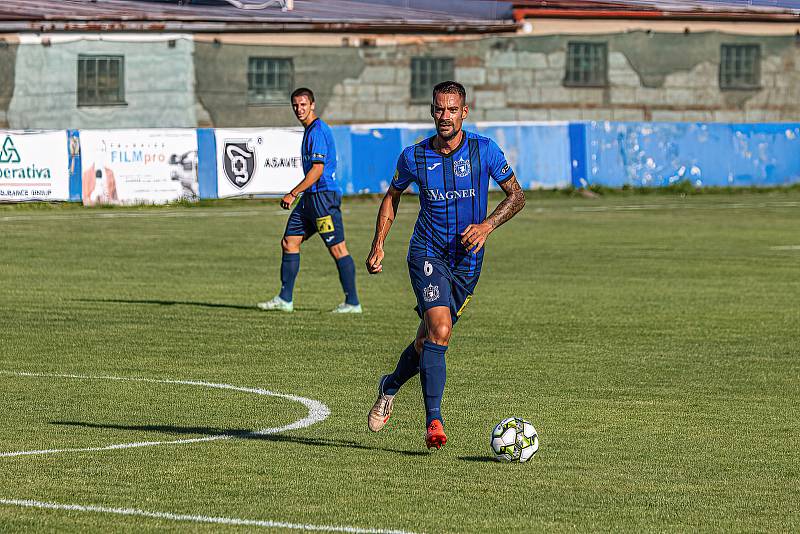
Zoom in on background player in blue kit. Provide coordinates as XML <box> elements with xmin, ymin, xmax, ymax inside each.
<box><xmin>366</xmin><ymin>81</ymin><xmax>526</xmax><ymax>449</ymax></box>
<box><xmin>259</xmin><ymin>88</ymin><xmax>361</xmax><ymax>314</ymax></box>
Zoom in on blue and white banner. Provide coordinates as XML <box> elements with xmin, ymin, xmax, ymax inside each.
<box><xmin>0</xmin><ymin>130</ymin><xmax>71</xmax><ymax>202</ymax></box>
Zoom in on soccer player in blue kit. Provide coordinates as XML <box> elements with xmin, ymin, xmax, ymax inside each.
<box><xmin>259</xmin><ymin>88</ymin><xmax>361</xmax><ymax>314</ymax></box>
<box><xmin>366</xmin><ymin>81</ymin><xmax>526</xmax><ymax>449</ymax></box>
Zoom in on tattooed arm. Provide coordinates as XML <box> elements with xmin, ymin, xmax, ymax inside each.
<box><xmin>461</xmin><ymin>175</ymin><xmax>525</xmax><ymax>254</ymax></box>
<box><xmin>366</xmin><ymin>185</ymin><xmax>403</xmax><ymax>274</ymax></box>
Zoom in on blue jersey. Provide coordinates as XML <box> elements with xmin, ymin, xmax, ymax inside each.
<box><xmin>391</xmin><ymin>130</ymin><xmax>514</xmax><ymax>276</ymax></box>
<box><xmin>302</xmin><ymin>118</ymin><xmax>340</xmax><ymax>194</ymax></box>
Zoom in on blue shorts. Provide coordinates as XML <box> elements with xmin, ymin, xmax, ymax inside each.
<box><xmin>284</xmin><ymin>191</ymin><xmax>345</xmax><ymax>247</ymax></box>
<box><xmin>408</xmin><ymin>257</ymin><xmax>480</xmax><ymax>325</ymax></box>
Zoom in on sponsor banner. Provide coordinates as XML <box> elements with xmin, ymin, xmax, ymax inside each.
<box><xmin>0</xmin><ymin>131</ymin><xmax>70</xmax><ymax>202</ymax></box>
<box><xmin>79</xmin><ymin>129</ymin><xmax>198</xmax><ymax>206</ymax></box>
<box><xmin>215</xmin><ymin>128</ymin><xmax>303</xmax><ymax>197</ymax></box>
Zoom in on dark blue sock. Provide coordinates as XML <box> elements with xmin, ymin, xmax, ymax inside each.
<box><xmin>420</xmin><ymin>340</ymin><xmax>448</xmax><ymax>427</ymax></box>
<box><xmin>335</xmin><ymin>255</ymin><xmax>359</xmax><ymax>305</ymax></box>
<box><xmin>278</xmin><ymin>252</ymin><xmax>300</xmax><ymax>302</ymax></box>
<box><xmin>383</xmin><ymin>343</ymin><xmax>420</xmax><ymax>396</ymax></box>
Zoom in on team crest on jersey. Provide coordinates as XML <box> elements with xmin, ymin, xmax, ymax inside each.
<box><xmin>423</xmin><ymin>284</ymin><xmax>440</xmax><ymax>302</ymax></box>
<box><xmin>453</xmin><ymin>157</ymin><xmax>471</xmax><ymax>178</ymax></box>
<box><xmin>223</xmin><ymin>139</ymin><xmax>256</xmax><ymax>189</ymax></box>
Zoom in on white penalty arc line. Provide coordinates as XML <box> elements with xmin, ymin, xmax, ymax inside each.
<box><xmin>0</xmin><ymin>371</ymin><xmax>330</xmax><ymax>458</ymax></box>
<box><xmin>0</xmin><ymin>498</ymin><xmax>421</xmax><ymax>534</ymax></box>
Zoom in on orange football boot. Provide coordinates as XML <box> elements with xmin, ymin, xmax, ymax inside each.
<box><xmin>425</xmin><ymin>419</ymin><xmax>447</xmax><ymax>450</ymax></box>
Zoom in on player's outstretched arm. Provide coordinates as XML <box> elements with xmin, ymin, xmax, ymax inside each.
<box><xmin>461</xmin><ymin>175</ymin><xmax>525</xmax><ymax>254</ymax></box>
<box><xmin>366</xmin><ymin>185</ymin><xmax>403</xmax><ymax>274</ymax></box>
<box><xmin>280</xmin><ymin>163</ymin><xmax>324</xmax><ymax>209</ymax></box>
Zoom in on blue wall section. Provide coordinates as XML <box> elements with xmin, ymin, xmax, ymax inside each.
<box><xmin>585</xmin><ymin>122</ymin><xmax>800</xmax><ymax>188</ymax></box>
<box><xmin>476</xmin><ymin>123</ymin><xmax>571</xmax><ymax>190</ymax></box>
<box><xmin>196</xmin><ymin>128</ymin><xmax>217</xmax><ymax>199</ymax></box>
<box><xmin>67</xmin><ymin>130</ymin><xmax>82</xmax><ymax>201</ymax></box>
<box><xmin>341</xmin><ymin>126</ymin><xmax>406</xmax><ymax>194</ymax></box>
<box><xmin>332</xmin><ymin>122</ymin><xmax>572</xmax><ymax>194</ymax></box>
<box><xmin>568</xmin><ymin>123</ymin><xmax>588</xmax><ymax>188</ymax></box>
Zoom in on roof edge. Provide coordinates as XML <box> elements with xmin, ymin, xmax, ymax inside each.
<box><xmin>0</xmin><ymin>20</ymin><xmax>519</xmax><ymax>34</ymax></box>
<box><xmin>514</xmin><ymin>7</ymin><xmax>800</xmax><ymax>22</ymax></box>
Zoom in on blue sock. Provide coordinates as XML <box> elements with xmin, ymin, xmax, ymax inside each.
<box><xmin>420</xmin><ymin>340</ymin><xmax>448</xmax><ymax>427</ymax></box>
<box><xmin>383</xmin><ymin>343</ymin><xmax>420</xmax><ymax>396</ymax></box>
<box><xmin>335</xmin><ymin>255</ymin><xmax>359</xmax><ymax>305</ymax></box>
<box><xmin>278</xmin><ymin>252</ymin><xmax>300</xmax><ymax>302</ymax></box>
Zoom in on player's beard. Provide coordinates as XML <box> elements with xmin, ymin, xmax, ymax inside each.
<box><xmin>437</xmin><ymin>121</ymin><xmax>460</xmax><ymax>141</ymax></box>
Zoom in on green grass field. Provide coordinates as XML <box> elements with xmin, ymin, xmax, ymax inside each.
<box><xmin>1</xmin><ymin>191</ymin><xmax>798</xmax><ymax>532</ymax></box>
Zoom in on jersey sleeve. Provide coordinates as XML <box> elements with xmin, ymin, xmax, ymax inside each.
<box><xmin>390</xmin><ymin>149</ymin><xmax>416</xmax><ymax>191</ymax></box>
<box><xmin>487</xmin><ymin>139</ymin><xmax>514</xmax><ymax>184</ymax></box>
<box><xmin>307</xmin><ymin>127</ymin><xmax>328</xmax><ymax>164</ymax></box>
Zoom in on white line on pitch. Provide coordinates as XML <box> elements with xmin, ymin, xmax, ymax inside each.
<box><xmin>2</xmin><ymin>198</ymin><xmax>796</xmax><ymax>223</ymax></box>
<box><xmin>570</xmin><ymin>201</ymin><xmax>800</xmax><ymax>212</ymax></box>
<box><xmin>770</xmin><ymin>245</ymin><xmax>800</xmax><ymax>250</ymax></box>
<box><xmin>0</xmin><ymin>209</ymin><xmax>272</xmax><ymax>222</ymax></box>
<box><xmin>0</xmin><ymin>371</ymin><xmax>330</xmax><ymax>458</ymax></box>
<box><xmin>0</xmin><ymin>499</ymin><xmax>420</xmax><ymax>534</ymax></box>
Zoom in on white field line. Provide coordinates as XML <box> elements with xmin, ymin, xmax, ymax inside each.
<box><xmin>0</xmin><ymin>205</ymin><xmax>376</xmax><ymax>223</ymax></box>
<box><xmin>0</xmin><ymin>209</ymin><xmax>270</xmax><ymax>222</ymax></box>
<box><xmin>570</xmin><ymin>201</ymin><xmax>800</xmax><ymax>212</ymax></box>
<box><xmin>0</xmin><ymin>498</ymin><xmax>421</xmax><ymax>534</ymax></box>
<box><xmin>0</xmin><ymin>371</ymin><xmax>330</xmax><ymax>458</ymax></box>
<box><xmin>1</xmin><ymin>199</ymin><xmax>796</xmax><ymax>222</ymax></box>
<box><xmin>769</xmin><ymin>245</ymin><xmax>800</xmax><ymax>250</ymax></box>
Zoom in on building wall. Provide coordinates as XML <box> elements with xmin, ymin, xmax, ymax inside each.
<box><xmin>193</xmin><ymin>41</ymin><xmax>365</xmax><ymax>127</ymax></box>
<box><xmin>321</xmin><ymin>32</ymin><xmax>800</xmax><ymax>123</ymax></box>
<box><xmin>0</xmin><ymin>38</ymin><xmax>17</xmax><ymax>128</ymax></box>
<box><xmin>2</xmin><ymin>30</ymin><xmax>798</xmax><ymax>127</ymax></box>
<box><xmin>6</xmin><ymin>35</ymin><xmax>199</xmax><ymax>129</ymax></box>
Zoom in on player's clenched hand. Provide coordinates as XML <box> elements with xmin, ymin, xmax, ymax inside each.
<box><xmin>461</xmin><ymin>222</ymin><xmax>493</xmax><ymax>254</ymax></box>
<box><xmin>366</xmin><ymin>246</ymin><xmax>384</xmax><ymax>274</ymax></box>
<box><xmin>280</xmin><ymin>192</ymin><xmax>296</xmax><ymax>210</ymax></box>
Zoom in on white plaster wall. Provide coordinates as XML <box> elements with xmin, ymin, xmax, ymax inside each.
<box><xmin>8</xmin><ymin>35</ymin><xmax>198</xmax><ymax>129</ymax></box>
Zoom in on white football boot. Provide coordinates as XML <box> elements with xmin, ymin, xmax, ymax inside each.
<box><xmin>331</xmin><ymin>302</ymin><xmax>362</xmax><ymax>314</ymax></box>
<box><xmin>257</xmin><ymin>296</ymin><xmax>294</xmax><ymax>312</ymax></box>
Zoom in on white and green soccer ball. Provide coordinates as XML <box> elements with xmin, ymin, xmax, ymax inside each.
<box><xmin>490</xmin><ymin>417</ymin><xmax>539</xmax><ymax>463</ymax></box>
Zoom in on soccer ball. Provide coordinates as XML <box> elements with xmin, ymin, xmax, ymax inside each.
<box><xmin>490</xmin><ymin>417</ymin><xmax>539</xmax><ymax>463</ymax></box>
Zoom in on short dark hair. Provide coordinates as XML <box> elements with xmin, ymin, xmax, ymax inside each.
<box><xmin>291</xmin><ymin>87</ymin><xmax>315</xmax><ymax>103</ymax></box>
<box><xmin>432</xmin><ymin>81</ymin><xmax>466</xmax><ymax>104</ymax></box>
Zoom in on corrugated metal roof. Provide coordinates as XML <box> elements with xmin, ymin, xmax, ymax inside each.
<box><xmin>0</xmin><ymin>0</ymin><xmax>518</xmax><ymax>33</ymax></box>
<box><xmin>513</xmin><ymin>0</ymin><xmax>800</xmax><ymax>19</ymax></box>
<box><xmin>514</xmin><ymin>0</ymin><xmax>800</xmax><ymax>10</ymax></box>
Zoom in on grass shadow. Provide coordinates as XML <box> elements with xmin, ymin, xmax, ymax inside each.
<box><xmin>74</xmin><ymin>298</ymin><xmax>325</xmax><ymax>313</ymax></box>
<box><xmin>51</xmin><ymin>421</ymin><xmax>427</xmax><ymax>457</ymax></box>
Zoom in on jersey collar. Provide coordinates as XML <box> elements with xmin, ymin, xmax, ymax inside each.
<box><xmin>304</xmin><ymin>117</ymin><xmax>320</xmax><ymax>130</ymax></box>
<box><xmin>429</xmin><ymin>130</ymin><xmax>467</xmax><ymax>158</ymax></box>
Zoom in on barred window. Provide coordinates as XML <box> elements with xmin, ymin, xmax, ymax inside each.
<box><xmin>411</xmin><ymin>57</ymin><xmax>455</xmax><ymax>102</ymax></box>
<box><xmin>720</xmin><ymin>44</ymin><xmax>760</xmax><ymax>90</ymax></box>
<box><xmin>564</xmin><ymin>42</ymin><xmax>607</xmax><ymax>87</ymax></box>
<box><xmin>248</xmin><ymin>57</ymin><xmax>293</xmax><ymax>104</ymax></box>
<box><xmin>77</xmin><ymin>55</ymin><xmax>125</xmax><ymax>106</ymax></box>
